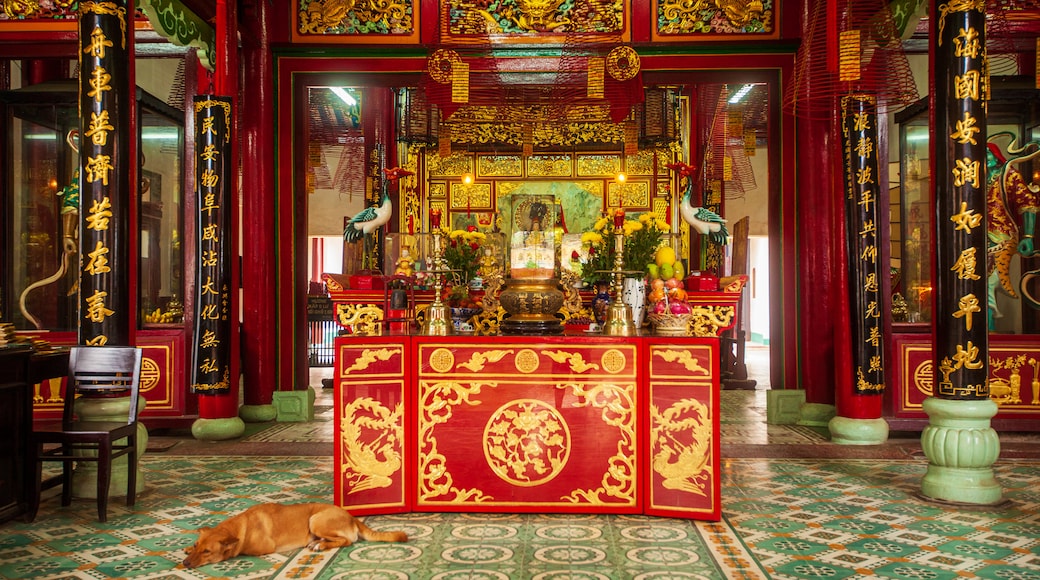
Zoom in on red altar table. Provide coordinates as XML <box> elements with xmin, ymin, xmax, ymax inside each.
<box><xmin>333</xmin><ymin>334</ymin><xmax>721</xmax><ymax>521</ymax></box>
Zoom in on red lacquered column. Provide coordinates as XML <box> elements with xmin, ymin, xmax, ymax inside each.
<box><xmin>237</xmin><ymin>0</ymin><xmax>278</xmax><ymax>422</ymax></box>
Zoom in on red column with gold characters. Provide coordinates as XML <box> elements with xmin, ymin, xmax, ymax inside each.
<box><xmin>828</xmin><ymin>94</ymin><xmax>889</xmax><ymax>445</ymax></box>
<box><xmin>920</xmin><ymin>0</ymin><xmax>1001</xmax><ymax>504</ymax></box>
<box><xmin>78</xmin><ymin>0</ymin><xmax>132</xmax><ymax>347</ymax></box>
<box><xmin>190</xmin><ymin>95</ymin><xmax>244</xmax><ymax>440</ymax></box>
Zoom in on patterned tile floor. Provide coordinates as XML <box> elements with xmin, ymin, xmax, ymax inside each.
<box><xmin>3</xmin><ymin>354</ymin><xmax>1040</xmax><ymax>579</ymax></box>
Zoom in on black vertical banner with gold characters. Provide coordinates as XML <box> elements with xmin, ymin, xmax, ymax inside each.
<box><xmin>933</xmin><ymin>0</ymin><xmax>988</xmax><ymax>400</ymax></box>
<box><xmin>841</xmin><ymin>95</ymin><xmax>886</xmax><ymax>395</ymax></box>
<box><xmin>78</xmin><ymin>1</ymin><xmax>131</xmax><ymax>346</ymax></box>
<box><xmin>191</xmin><ymin>96</ymin><xmax>233</xmax><ymax>394</ymax></box>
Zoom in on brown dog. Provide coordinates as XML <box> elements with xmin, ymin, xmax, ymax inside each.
<box><xmin>182</xmin><ymin>502</ymin><xmax>408</xmax><ymax>568</ymax></box>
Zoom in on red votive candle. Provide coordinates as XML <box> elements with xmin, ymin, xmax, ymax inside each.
<box><xmin>431</xmin><ymin>208</ymin><xmax>441</xmax><ymax>229</ymax></box>
<box><xmin>613</xmin><ymin>208</ymin><xmax>625</xmax><ymax>228</ymax></box>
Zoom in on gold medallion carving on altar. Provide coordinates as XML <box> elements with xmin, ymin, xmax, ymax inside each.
<box><xmin>429</xmin><ymin>348</ymin><xmax>455</xmax><ymax>373</ymax></box>
<box><xmin>484</xmin><ymin>399</ymin><xmax>570</xmax><ymax>487</ymax></box>
<box><xmin>600</xmin><ymin>349</ymin><xmax>627</xmax><ymax>374</ymax></box>
<box><xmin>514</xmin><ymin>349</ymin><xmax>540</xmax><ymax>373</ymax></box>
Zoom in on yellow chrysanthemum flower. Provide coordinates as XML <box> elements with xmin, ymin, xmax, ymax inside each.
<box><xmin>593</xmin><ymin>217</ymin><xmax>609</xmax><ymax>232</ymax></box>
<box><xmin>582</xmin><ymin>231</ymin><xmax>604</xmax><ymax>245</ymax></box>
<box><xmin>622</xmin><ymin>220</ymin><xmax>643</xmax><ymax>236</ymax></box>
<box><xmin>656</xmin><ymin>220</ymin><xmax>671</xmax><ymax>232</ymax></box>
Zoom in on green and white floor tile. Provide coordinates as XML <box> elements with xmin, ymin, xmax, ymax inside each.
<box><xmin>3</xmin><ymin>387</ymin><xmax>1040</xmax><ymax>579</ymax></box>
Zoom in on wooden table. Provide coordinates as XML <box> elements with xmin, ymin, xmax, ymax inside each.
<box><xmin>0</xmin><ymin>347</ymin><xmax>68</xmax><ymax>524</ymax></box>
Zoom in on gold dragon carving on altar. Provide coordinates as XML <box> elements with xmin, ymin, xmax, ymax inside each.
<box><xmin>341</xmin><ymin>397</ymin><xmax>404</xmax><ymax>494</ymax></box>
<box><xmin>335</xmin><ymin>303</ymin><xmax>383</xmax><ymax>336</ymax></box>
<box><xmin>650</xmin><ymin>398</ymin><xmax>712</xmax><ymax>496</ymax></box>
<box><xmin>689</xmin><ymin>305</ymin><xmax>735</xmax><ymax>337</ymax></box>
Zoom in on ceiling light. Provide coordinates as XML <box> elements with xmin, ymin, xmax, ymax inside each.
<box><xmin>728</xmin><ymin>84</ymin><xmax>755</xmax><ymax>104</ymax></box>
<box><xmin>330</xmin><ymin>87</ymin><xmax>356</xmax><ymax>106</ymax></box>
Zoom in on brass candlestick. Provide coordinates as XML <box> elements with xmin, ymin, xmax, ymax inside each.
<box><xmin>422</xmin><ymin>229</ymin><xmax>453</xmax><ymax>336</ymax></box>
<box><xmin>602</xmin><ymin>227</ymin><xmax>638</xmax><ymax>336</ymax></box>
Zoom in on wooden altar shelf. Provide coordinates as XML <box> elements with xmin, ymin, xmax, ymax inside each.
<box><xmin>333</xmin><ymin>334</ymin><xmax>721</xmax><ymax>521</ymax></box>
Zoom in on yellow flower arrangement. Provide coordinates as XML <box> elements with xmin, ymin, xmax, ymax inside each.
<box><xmin>578</xmin><ymin>211</ymin><xmax>670</xmax><ymax>285</ymax></box>
<box><xmin>443</xmin><ymin>225</ymin><xmax>487</xmax><ymax>286</ymax></box>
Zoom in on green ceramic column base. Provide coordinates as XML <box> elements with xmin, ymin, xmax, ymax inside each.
<box><xmin>766</xmin><ymin>389</ymin><xmax>805</xmax><ymax>424</ymax></box>
<box><xmin>920</xmin><ymin>397</ymin><xmax>1003</xmax><ymax>505</ymax></box>
<box><xmin>828</xmin><ymin>416</ymin><xmax>889</xmax><ymax>445</ymax></box>
<box><xmin>71</xmin><ymin>396</ymin><xmax>148</xmax><ymax>499</ymax></box>
<box><xmin>191</xmin><ymin>417</ymin><xmax>246</xmax><ymax>441</ymax></box>
<box><xmin>797</xmin><ymin>402</ymin><xmax>835</xmax><ymax>427</ymax></box>
<box><xmin>239</xmin><ymin>404</ymin><xmax>277</xmax><ymax>423</ymax></box>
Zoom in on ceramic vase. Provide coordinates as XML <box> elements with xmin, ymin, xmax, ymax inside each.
<box><xmin>622</xmin><ymin>277</ymin><xmax>647</xmax><ymax>327</ymax></box>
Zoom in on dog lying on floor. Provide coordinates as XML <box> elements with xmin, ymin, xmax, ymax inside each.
<box><xmin>182</xmin><ymin>502</ymin><xmax>408</xmax><ymax>568</ymax></box>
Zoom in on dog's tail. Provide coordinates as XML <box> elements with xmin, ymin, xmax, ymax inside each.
<box><xmin>358</xmin><ymin>520</ymin><xmax>408</xmax><ymax>543</ymax></box>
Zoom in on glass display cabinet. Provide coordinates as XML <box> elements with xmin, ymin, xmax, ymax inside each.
<box><xmin>0</xmin><ymin>80</ymin><xmax>184</xmax><ymax>332</ymax></box>
<box><xmin>893</xmin><ymin>99</ymin><xmax>931</xmax><ymax>325</ymax></box>
<box><xmin>894</xmin><ymin>83</ymin><xmax>1040</xmax><ymax>334</ymax></box>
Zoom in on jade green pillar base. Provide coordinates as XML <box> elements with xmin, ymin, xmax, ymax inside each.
<box><xmin>828</xmin><ymin>416</ymin><xmax>889</xmax><ymax>445</ymax></box>
<box><xmin>239</xmin><ymin>404</ymin><xmax>277</xmax><ymax>423</ymax></box>
<box><xmin>766</xmin><ymin>389</ymin><xmax>804</xmax><ymax>424</ymax></box>
<box><xmin>191</xmin><ymin>416</ymin><xmax>246</xmax><ymax>441</ymax></box>
<box><xmin>797</xmin><ymin>402</ymin><xmax>835</xmax><ymax>427</ymax></box>
<box><xmin>71</xmin><ymin>396</ymin><xmax>147</xmax><ymax>499</ymax></box>
<box><xmin>920</xmin><ymin>397</ymin><xmax>1003</xmax><ymax>505</ymax></box>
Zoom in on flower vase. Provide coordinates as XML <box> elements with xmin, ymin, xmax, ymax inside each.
<box><xmin>622</xmin><ymin>277</ymin><xmax>647</xmax><ymax>328</ymax></box>
<box><xmin>591</xmin><ymin>282</ymin><xmax>611</xmax><ymax>324</ymax></box>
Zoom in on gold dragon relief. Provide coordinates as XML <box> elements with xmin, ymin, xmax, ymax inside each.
<box><xmin>298</xmin><ymin>0</ymin><xmax>414</xmax><ymax>35</ymax></box>
<box><xmin>689</xmin><ymin>305</ymin><xmax>735</xmax><ymax>337</ymax></box>
<box><xmin>650</xmin><ymin>398</ymin><xmax>712</xmax><ymax>497</ymax></box>
<box><xmin>340</xmin><ymin>397</ymin><xmax>404</xmax><ymax>494</ymax></box>
<box><xmin>335</xmin><ymin>303</ymin><xmax>383</xmax><ymax>335</ymax></box>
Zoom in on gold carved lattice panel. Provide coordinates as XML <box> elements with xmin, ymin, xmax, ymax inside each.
<box><xmin>429</xmin><ymin>182</ymin><xmax>447</xmax><ymax>200</ymax></box>
<box><xmin>477</xmin><ymin>155</ymin><xmax>523</xmax><ymax>177</ymax></box>
<box><xmin>451</xmin><ymin>183</ymin><xmax>493</xmax><ymax>210</ymax></box>
<box><xmin>577</xmin><ymin>155</ymin><xmax>622</xmax><ymax>177</ymax></box>
<box><xmin>626</xmin><ymin>150</ymin><xmax>663</xmax><ymax>176</ymax></box>
<box><xmin>528</xmin><ymin>155</ymin><xmax>574</xmax><ymax>177</ymax></box>
<box><xmin>608</xmin><ymin>181</ymin><xmax>651</xmax><ymax>209</ymax></box>
<box><xmin>429</xmin><ymin>153</ymin><xmax>473</xmax><ymax>177</ymax></box>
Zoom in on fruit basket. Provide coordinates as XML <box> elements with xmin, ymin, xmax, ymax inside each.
<box><xmin>647</xmin><ymin>313</ymin><xmax>693</xmax><ymax>336</ymax></box>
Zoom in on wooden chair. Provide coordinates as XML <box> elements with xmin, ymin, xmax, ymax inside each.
<box><xmin>27</xmin><ymin>346</ymin><xmax>143</xmax><ymax>523</ymax></box>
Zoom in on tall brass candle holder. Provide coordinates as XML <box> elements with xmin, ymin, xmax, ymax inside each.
<box><xmin>422</xmin><ymin>222</ymin><xmax>454</xmax><ymax>336</ymax></box>
<box><xmin>602</xmin><ymin>215</ymin><xmax>639</xmax><ymax>337</ymax></box>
